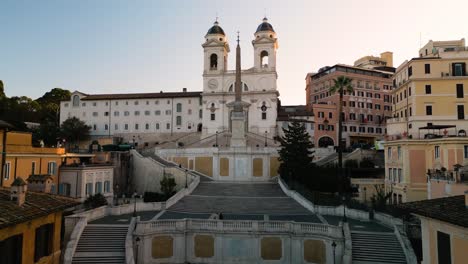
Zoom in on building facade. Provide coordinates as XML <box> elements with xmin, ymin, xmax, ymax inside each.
<box><xmin>387</xmin><ymin>39</ymin><xmax>468</xmax><ymax>139</ymax></box>
<box><xmin>60</xmin><ymin>18</ymin><xmax>281</xmax><ymax>144</ymax></box>
<box><xmin>59</xmin><ymin>164</ymin><xmax>114</xmax><ymax>203</ymax></box>
<box><xmin>60</xmin><ymin>90</ymin><xmax>203</xmax><ymax>145</ymax></box>
<box><xmin>0</xmin><ymin>180</ymin><xmax>78</xmax><ymax>264</ymax></box>
<box><xmin>1</xmin><ymin>131</ymin><xmax>65</xmax><ymax>188</ymax></box>
<box><xmin>276</xmin><ymin>105</ymin><xmax>314</xmax><ymax>140</ymax></box>
<box><xmin>306</xmin><ymin>62</ymin><xmax>394</xmax><ymax>148</ymax></box>
<box><xmin>201</xmin><ymin>18</ymin><xmax>279</xmax><ymax>137</ymax></box>
<box><xmin>384</xmin><ymin>137</ymin><xmax>468</xmax><ymax>203</ymax></box>
<box><xmin>399</xmin><ymin>194</ymin><xmax>468</xmax><ymax>264</ymax></box>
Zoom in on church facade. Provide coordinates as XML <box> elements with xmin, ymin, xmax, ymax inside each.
<box><xmin>201</xmin><ymin>18</ymin><xmax>279</xmax><ymax>138</ymax></box>
<box><xmin>59</xmin><ymin>18</ymin><xmax>280</xmax><ymax>143</ymax></box>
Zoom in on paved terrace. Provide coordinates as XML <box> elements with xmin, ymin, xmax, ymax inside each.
<box><xmin>161</xmin><ymin>181</ymin><xmax>322</xmax><ymax>222</ymax></box>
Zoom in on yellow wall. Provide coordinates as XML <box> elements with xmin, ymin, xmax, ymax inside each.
<box><xmin>1</xmin><ymin>131</ymin><xmax>67</xmax><ymax>187</ymax></box>
<box><xmin>253</xmin><ymin>158</ymin><xmax>263</xmax><ymax>177</ymax></box>
<box><xmin>0</xmin><ymin>212</ymin><xmax>63</xmax><ymax>264</ymax></box>
<box><xmin>195</xmin><ymin>157</ymin><xmax>213</xmax><ymax>177</ymax></box>
<box><xmin>423</xmin><ymin>217</ymin><xmax>468</xmax><ymax>264</ymax></box>
<box><xmin>219</xmin><ymin>158</ymin><xmax>229</xmax><ymax>177</ymax></box>
<box><xmin>269</xmin><ymin>157</ymin><xmax>280</xmax><ymax>177</ymax></box>
<box><xmin>172</xmin><ymin>157</ymin><xmax>188</xmax><ymax>168</ymax></box>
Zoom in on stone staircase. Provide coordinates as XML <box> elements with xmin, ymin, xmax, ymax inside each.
<box><xmin>72</xmin><ymin>224</ymin><xmax>128</xmax><ymax>264</ymax></box>
<box><xmin>168</xmin><ymin>182</ymin><xmax>312</xmax><ymax>215</ymax></box>
<box><xmin>351</xmin><ymin>231</ymin><xmax>407</xmax><ymax>264</ymax></box>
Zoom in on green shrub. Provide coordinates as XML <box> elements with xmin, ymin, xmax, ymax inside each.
<box><xmin>84</xmin><ymin>193</ymin><xmax>108</xmax><ymax>209</ymax></box>
<box><xmin>160</xmin><ymin>176</ymin><xmax>177</xmax><ymax>198</ymax></box>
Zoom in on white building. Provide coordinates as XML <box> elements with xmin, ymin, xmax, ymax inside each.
<box><xmin>60</xmin><ymin>18</ymin><xmax>281</xmax><ymax>142</ymax></box>
<box><xmin>201</xmin><ymin>18</ymin><xmax>279</xmax><ymax>137</ymax></box>
<box><xmin>59</xmin><ymin>163</ymin><xmax>114</xmax><ymax>203</ymax></box>
<box><xmin>60</xmin><ymin>90</ymin><xmax>203</xmax><ymax>144</ymax></box>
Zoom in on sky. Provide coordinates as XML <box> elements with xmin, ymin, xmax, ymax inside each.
<box><xmin>1</xmin><ymin>0</ymin><xmax>468</xmax><ymax>105</ymax></box>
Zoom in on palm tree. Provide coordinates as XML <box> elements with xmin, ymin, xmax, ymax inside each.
<box><xmin>329</xmin><ymin>76</ymin><xmax>354</xmax><ymax>168</ymax></box>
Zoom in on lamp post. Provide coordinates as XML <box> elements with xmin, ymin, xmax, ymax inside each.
<box><xmin>185</xmin><ymin>169</ymin><xmax>188</xmax><ymax>188</ymax></box>
<box><xmin>133</xmin><ymin>190</ymin><xmax>137</xmax><ymax>217</ymax></box>
<box><xmin>215</xmin><ymin>131</ymin><xmax>218</xmax><ymax>147</ymax></box>
<box><xmin>264</xmin><ymin>131</ymin><xmax>268</xmax><ymax>147</ymax></box>
<box><xmin>342</xmin><ymin>195</ymin><xmax>347</xmax><ymax>222</ymax></box>
<box><xmin>332</xmin><ymin>241</ymin><xmax>337</xmax><ymax>264</ymax></box>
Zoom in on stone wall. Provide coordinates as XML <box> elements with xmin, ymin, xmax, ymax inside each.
<box><xmin>131</xmin><ymin>150</ymin><xmax>194</xmax><ymax>194</ymax></box>
<box><xmin>134</xmin><ymin>219</ymin><xmax>344</xmax><ymax>264</ymax></box>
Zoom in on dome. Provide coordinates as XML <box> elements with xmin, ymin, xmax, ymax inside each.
<box><xmin>255</xmin><ymin>17</ymin><xmax>275</xmax><ymax>33</ymax></box>
<box><xmin>207</xmin><ymin>21</ymin><xmax>225</xmax><ymax>36</ymax></box>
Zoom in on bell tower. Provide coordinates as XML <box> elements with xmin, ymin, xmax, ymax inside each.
<box><xmin>252</xmin><ymin>17</ymin><xmax>278</xmax><ymax>71</ymax></box>
<box><xmin>202</xmin><ymin>20</ymin><xmax>230</xmax><ymax>75</ymax></box>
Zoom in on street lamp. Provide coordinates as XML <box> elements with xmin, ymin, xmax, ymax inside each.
<box><xmin>342</xmin><ymin>195</ymin><xmax>347</xmax><ymax>222</ymax></box>
<box><xmin>133</xmin><ymin>190</ymin><xmax>138</xmax><ymax>217</ymax></box>
<box><xmin>332</xmin><ymin>241</ymin><xmax>337</xmax><ymax>264</ymax></box>
<box><xmin>185</xmin><ymin>169</ymin><xmax>188</xmax><ymax>188</ymax></box>
<box><xmin>264</xmin><ymin>131</ymin><xmax>268</xmax><ymax>147</ymax></box>
<box><xmin>215</xmin><ymin>131</ymin><xmax>218</xmax><ymax>147</ymax></box>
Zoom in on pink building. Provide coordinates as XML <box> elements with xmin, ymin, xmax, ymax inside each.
<box><xmin>306</xmin><ymin>64</ymin><xmax>394</xmax><ymax>148</ymax></box>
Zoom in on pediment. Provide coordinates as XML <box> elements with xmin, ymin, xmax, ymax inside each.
<box><xmin>252</xmin><ymin>36</ymin><xmax>276</xmax><ymax>44</ymax></box>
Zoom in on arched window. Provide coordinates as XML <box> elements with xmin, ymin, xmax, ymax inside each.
<box><xmin>260</xmin><ymin>50</ymin><xmax>269</xmax><ymax>67</ymax></box>
<box><xmin>261</xmin><ymin>101</ymin><xmax>267</xmax><ymax>120</ymax></box>
<box><xmin>228</xmin><ymin>82</ymin><xmax>249</xmax><ymax>92</ymax></box>
<box><xmin>155</xmin><ymin>123</ymin><xmax>160</xmax><ymax>130</ymax></box>
<box><xmin>72</xmin><ymin>95</ymin><xmax>80</xmax><ymax>107</ymax></box>
<box><xmin>176</xmin><ymin>103</ymin><xmax>182</xmax><ymax>112</ymax></box>
<box><xmin>318</xmin><ymin>137</ymin><xmax>335</xmax><ymax>148</ymax></box>
<box><xmin>210</xmin><ymin>54</ymin><xmax>218</xmax><ymax>70</ymax></box>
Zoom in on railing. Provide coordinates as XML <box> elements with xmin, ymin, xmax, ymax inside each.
<box><xmin>125</xmin><ymin>217</ymin><xmax>137</xmax><ymax>264</ymax></box>
<box><xmin>427</xmin><ymin>169</ymin><xmax>467</xmax><ymax>183</ymax></box>
<box><xmin>135</xmin><ymin>218</ymin><xmax>342</xmax><ymax>238</ymax></box>
<box><xmin>394</xmin><ymin>224</ymin><xmax>418</xmax><ymax>264</ymax></box>
<box><xmin>63</xmin><ymin>216</ymin><xmax>87</xmax><ymax>264</ymax></box>
<box><xmin>342</xmin><ymin>222</ymin><xmax>352</xmax><ymax>264</ymax></box>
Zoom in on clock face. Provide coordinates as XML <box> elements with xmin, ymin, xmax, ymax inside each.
<box><xmin>208</xmin><ymin>79</ymin><xmax>218</xmax><ymax>89</ymax></box>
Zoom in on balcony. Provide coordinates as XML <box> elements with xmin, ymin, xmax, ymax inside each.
<box><xmin>427</xmin><ymin>167</ymin><xmax>468</xmax><ymax>183</ymax></box>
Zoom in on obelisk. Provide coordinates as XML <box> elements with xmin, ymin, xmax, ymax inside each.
<box><xmin>230</xmin><ymin>32</ymin><xmax>247</xmax><ymax>147</ymax></box>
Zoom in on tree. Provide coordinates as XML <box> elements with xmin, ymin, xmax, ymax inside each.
<box><xmin>84</xmin><ymin>193</ymin><xmax>108</xmax><ymax>209</ymax></box>
<box><xmin>329</xmin><ymin>76</ymin><xmax>354</xmax><ymax>169</ymax></box>
<box><xmin>60</xmin><ymin>117</ymin><xmax>91</xmax><ymax>147</ymax></box>
<box><xmin>278</xmin><ymin>121</ymin><xmax>314</xmax><ymax>186</ymax></box>
<box><xmin>160</xmin><ymin>175</ymin><xmax>177</xmax><ymax>199</ymax></box>
<box><xmin>370</xmin><ymin>185</ymin><xmax>393</xmax><ymax>211</ymax></box>
<box><xmin>0</xmin><ymin>80</ymin><xmax>5</xmax><ymax>98</ymax></box>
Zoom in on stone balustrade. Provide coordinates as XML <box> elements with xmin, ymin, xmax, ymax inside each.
<box><xmin>135</xmin><ymin>219</ymin><xmax>342</xmax><ymax>238</ymax></box>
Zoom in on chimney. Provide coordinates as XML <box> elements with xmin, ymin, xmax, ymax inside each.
<box><xmin>10</xmin><ymin>178</ymin><xmax>27</xmax><ymax>206</ymax></box>
<box><xmin>182</xmin><ymin>88</ymin><xmax>187</xmax><ymax>92</ymax></box>
<box><xmin>26</xmin><ymin>175</ymin><xmax>53</xmax><ymax>193</ymax></box>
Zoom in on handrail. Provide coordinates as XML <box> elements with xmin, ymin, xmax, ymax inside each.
<box><xmin>393</xmin><ymin>224</ymin><xmax>417</xmax><ymax>264</ymax></box>
<box><xmin>125</xmin><ymin>217</ymin><xmax>138</xmax><ymax>264</ymax></box>
<box><xmin>63</xmin><ymin>216</ymin><xmax>87</xmax><ymax>264</ymax></box>
<box><xmin>184</xmin><ymin>130</ymin><xmax>229</xmax><ymax>147</ymax></box>
<box><xmin>342</xmin><ymin>222</ymin><xmax>352</xmax><ymax>264</ymax></box>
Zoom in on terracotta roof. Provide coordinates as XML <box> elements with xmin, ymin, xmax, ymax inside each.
<box><xmin>398</xmin><ymin>195</ymin><xmax>468</xmax><ymax>228</ymax></box>
<box><xmin>81</xmin><ymin>91</ymin><xmax>202</xmax><ymax>101</ymax></box>
<box><xmin>27</xmin><ymin>174</ymin><xmax>53</xmax><ymax>182</ymax></box>
<box><xmin>0</xmin><ymin>188</ymin><xmax>79</xmax><ymax>229</ymax></box>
